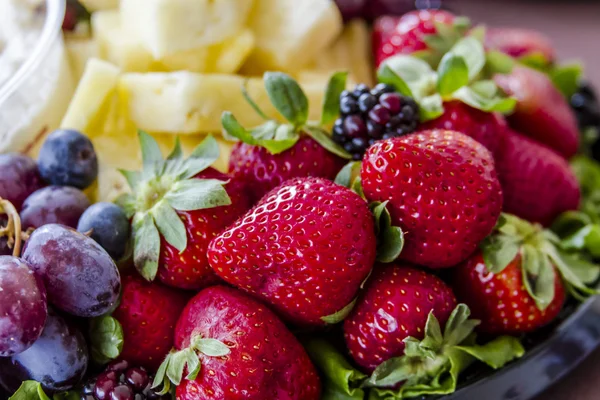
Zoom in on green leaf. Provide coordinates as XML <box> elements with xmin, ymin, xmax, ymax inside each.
<box><xmin>571</xmin><ymin>155</ymin><xmax>600</xmax><ymax>198</ymax></box>
<box><xmin>561</xmin><ymin>224</ymin><xmax>600</xmax><ymax>258</ymax></box>
<box><xmin>166</xmin><ymin>349</ymin><xmax>193</xmax><ymax>386</ymax></box>
<box><xmin>378</xmin><ymin>55</ymin><xmax>437</xmax><ymax>99</ymax></box>
<box><xmin>151</xmin><ymin>200</ymin><xmax>187</xmax><ymax>252</ymax></box>
<box><xmin>304</xmin><ymin>339</ymin><xmax>367</xmax><ymax>400</ymax></box>
<box><xmin>365</xmin><ymin>355</ymin><xmax>417</xmax><ymax>388</ymax></box>
<box><xmin>452</xmin><ymin>86</ymin><xmax>517</xmax><ymax>114</ymax></box>
<box><xmin>551</xmin><ymin>63</ymin><xmax>583</xmax><ymax>99</ymax></box>
<box><xmin>518</xmin><ymin>52</ymin><xmax>552</xmax><ymax>71</ymax></box>
<box><xmin>264</xmin><ymin>72</ymin><xmax>309</xmax><ymax>126</ymax></box>
<box><xmin>9</xmin><ymin>381</ymin><xmax>51</xmax><ymax>400</ymax></box>
<box><xmin>304</xmin><ymin>126</ymin><xmax>352</xmax><ymax>159</ymax></box>
<box><xmin>242</xmin><ymin>80</ymin><xmax>269</xmax><ymax>120</ymax></box>
<box><xmin>138</xmin><ymin>131</ymin><xmax>164</xmax><ymax>177</ymax></box>
<box><xmin>183</xmin><ymin>348</ymin><xmax>201</xmax><ymax>381</ymax></box>
<box><xmin>321</xmin><ymin>72</ymin><xmax>348</xmax><ymax>125</ymax></box>
<box><xmin>470</xmin><ymin>80</ymin><xmax>500</xmax><ymax>98</ymax></box>
<box><xmin>222</xmin><ymin>112</ymin><xmax>255</xmax><ymax>143</ymax></box>
<box><xmin>119</xmin><ymin>169</ymin><xmax>141</xmax><ymax>190</ymax></box>
<box><xmin>370</xmin><ymin>201</ymin><xmax>404</xmax><ymax>263</ymax></box>
<box><xmin>521</xmin><ymin>244</ymin><xmax>555</xmax><ymax>311</ymax></box>
<box><xmin>153</xmin><ymin>351</ymin><xmax>171</xmax><ymax>390</ymax></box>
<box><xmin>421</xmin><ymin>312</ymin><xmax>444</xmax><ymax>351</ymax></box>
<box><xmin>52</xmin><ymin>392</ymin><xmax>80</xmax><ymax>400</ymax></box>
<box><xmin>192</xmin><ymin>337</ymin><xmax>231</xmax><ymax>357</ymax></box>
<box><xmin>442</xmin><ymin>304</ymin><xmax>480</xmax><ymax>348</ymax></box>
<box><xmin>259</xmin><ymin>138</ymin><xmax>300</xmax><ymax>154</ymax></box>
<box><xmin>544</xmin><ymin>245</ymin><xmax>600</xmax><ymax>298</ymax></box>
<box><xmin>377</xmin><ymin>65</ymin><xmax>414</xmax><ymax>98</ymax></box>
<box><xmin>448</xmin><ymin>36</ymin><xmax>486</xmax><ymax>80</ymax></box>
<box><xmin>335</xmin><ymin>162</ymin><xmax>361</xmax><ymax>188</ymax></box>
<box><xmin>352</xmin><ymin>176</ymin><xmax>365</xmax><ymax>199</ymax></box>
<box><xmin>552</xmin><ymin>211</ymin><xmax>592</xmax><ymax>239</ymax></box>
<box><xmin>321</xmin><ymin>298</ymin><xmax>357</xmax><ymax>324</ymax></box>
<box><xmin>480</xmin><ymin>233</ymin><xmax>520</xmax><ymax>273</ymax></box>
<box><xmin>89</xmin><ymin>315</ymin><xmax>124</xmax><ymax>364</ymax></box>
<box><xmin>455</xmin><ymin>336</ymin><xmax>524</xmax><ymax>369</ymax></box>
<box><xmin>437</xmin><ymin>53</ymin><xmax>469</xmax><ymax>96</ymax></box>
<box><xmin>166</xmin><ymin>137</ymin><xmax>183</xmax><ymax>161</ymax></box>
<box><xmin>419</xmin><ymin>94</ymin><xmax>445</xmax><ymax>122</ymax></box>
<box><xmin>485</xmin><ymin>50</ymin><xmax>516</xmax><ymax>75</ymax></box>
<box><xmin>182</xmin><ymin>134</ymin><xmax>220</xmax><ymax>179</ymax></box>
<box><xmin>115</xmin><ymin>194</ymin><xmax>136</xmax><ymax>219</ymax></box>
<box><xmin>165</xmin><ymin>179</ymin><xmax>231</xmax><ymax>211</ymax></box>
<box><xmin>133</xmin><ymin>212</ymin><xmax>161</xmax><ymax>281</ymax></box>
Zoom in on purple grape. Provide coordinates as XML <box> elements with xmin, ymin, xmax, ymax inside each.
<box><xmin>0</xmin><ymin>256</ymin><xmax>47</xmax><ymax>356</ymax></box>
<box><xmin>0</xmin><ymin>308</ymin><xmax>88</xmax><ymax>392</ymax></box>
<box><xmin>22</xmin><ymin>224</ymin><xmax>121</xmax><ymax>317</ymax></box>
<box><xmin>0</xmin><ymin>153</ymin><xmax>44</xmax><ymax>210</ymax></box>
<box><xmin>20</xmin><ymin>186</ymin><xmax>90</xmax><ymax>229</ymax></box>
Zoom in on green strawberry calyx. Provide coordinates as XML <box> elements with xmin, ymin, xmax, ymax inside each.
<box><xmin>364</xmin><ymin>304</ymin><xmax>524</xmax><ymax>398</ymax></box>
<box><xmin>8</xmin><ymin>380</ymin><xmax>79</xmax><ymax>400</ymax></box>
<box><xmin>89</xmin><ymin>315</ymin><xmax>124</xmax><ymax>365</ymax></box>
<box><xmin>221</xmin><ymin>71</ymin><xmax>351</xmax><ymax>159</ymax></box>
<box><xmin>414</xmin><ymin>16</ymin><xmax>473</xmax><ymax>66</ymax></box>
<box><xmin>481</xmin><ymin>213</ymin><xmax>600</xmax><ymax>309</ymax></box>
<box><xmin>378</xmin><ymin>33</ymin><xmax>517</xmax><ymax>122</ymax></box>
<box><xmin>335</xmin><ymin>162</ymin><xmax>404</xmax><ymax>265</ymax></box>
<box><xmin>117</xmin><ymin>131</ymin><xmax>232</xmax><ymax>281</ymax></box>
<box><xmin>152</xmin><ymin>335</ymin><xmax>231</xmax><ymax>394</ymax></box>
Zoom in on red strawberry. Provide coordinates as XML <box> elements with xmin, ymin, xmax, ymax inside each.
<box><xmin>361</xmin><ymin>130</ymin><xmax>503</xmax><ymax>268</ymax></box>
<box><xmin>495</xmin><ymin>129</ymin><xmax>580</xmax><ymax>226</ymax></box>
<box><xmin>421</xmin><ymin>101</ymin><xmax>508</xmax><ymax>156</ymax></box>
<box><xmin>494</xmin><ymin>66</ymin><xmax>580</xmax><ymax>159</ymax></box>
<box><xmin>158</xmin><ymin>168</ymin><xmax>251</xmax><ymax>289</ymax></box>
<box><xmin>372</xmin><ymin>10</ymin><xmax>456</xmax><ymax>67</ymax></box>
<box><xmin>344</xmin><ymin>265</ymin><xmax>457</xmax><ymax>372</ymax></box>
<box><xmin>122</xmin><ymin>134</ymin><xmax>250</xmax><ymax>290</ymax></box>
<box><xmin>169</xmin><ymin>286</ymin><xmax>321</xmax><ymax>400</ymax></box>
<box><xmin>452</xmin><ymin>252</ymin><xmax>565</xmax><ymax>335</ymax></box>
<box><xmin>112</xmin><ymin>274</ymin><xmax>190</xmax><ymax>371</ymax></box>
<box><xmin>207</xmin><ymin>177</ymin><xmax>377</xmax><ymax>327</ymax></box>
<box><xmin>485</xmin><ymin>27</ymin><xmax>555</xmax><ymax>63</ymax></box>
<box><xmin>229</xmin><ymin>135</ymin><xmax>346</xmax><ymax>202</ymax></box>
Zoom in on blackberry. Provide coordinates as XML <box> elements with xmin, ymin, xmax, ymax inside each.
<box><xmin>333</xmin><ymin>83</ymin><xmax>419</xmax><ymax>160</ymax></box>
<box><xmin>81</xmin><ymin>360</ymin><xmax>168</xmax><ymax>400</ymax></box>
<box><xmin>571</xmin><ymin>83</ymin><xmax>600</xmax><ymax>160</ymax></box>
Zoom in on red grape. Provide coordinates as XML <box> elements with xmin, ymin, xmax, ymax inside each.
<box><xmin>0</xmin><ymin>256</ymin><xmax>47</xmax><ymax>356</ymax></box>
<box><xmin>0</xmin><ymin>153</ymin><xmax>44</xmax><ymax>210</ymax></box>
<box><xmin>0</xmin><ymin>309</ymin><xmax>88</xmax><ymax>392</ymax></box>
<box><xmin>334</xmin><ymin>0</ymin><xmax>367</xmax><ymax>21</ymax></box>
<box><xmin>20</xmin><ymin>186</ymin><xmax>90</xmax><ymax>229</ymax></box>
<box><xmin>22</xmin><ymin>224</ymin><xmax>121</xmax><ymax>317</ymax></box>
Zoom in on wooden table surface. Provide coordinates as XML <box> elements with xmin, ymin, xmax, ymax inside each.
<box><xmin>455</xmin><ymin>2</ymin><xmax>600</xmax><ymax>399</ymax></box>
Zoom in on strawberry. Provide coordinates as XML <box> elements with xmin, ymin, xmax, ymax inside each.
<box><xmin>372</xmin><ymin>10</ymin><xmax>457</xmax><ymax>67</ymax></box>
<box><xmin>157</xmin><ymin>167</ymin><xmax>251</xmax><ymax>289</ymax></box>
<box><xmin>155</xmin><ymin>285</ymin><xmax>321</xmax><ymax>400</ymax></box>
<box><xmin>118</xmin><ymin>133</ymin><xmax>248</xmax><ymax>290</ymax></box>
<box><xmin>485</xmin><ymin>27</ymin><xmax>555</xmax><ymax>63</ymax></box>
<box><xmin>420</xmin><ymin>101</ymin><xmax>508</xmax><ymax>156</ymax></box>
<box><xmin>229</xmin><ymin>135</ymin><xmax>346</xmax><ymax>202</ymax></box>
<box><xmin>223</xmin><ymin>72</ymin><xmax>352</xmax><ymax>202</ymax></box>
<box><xmin>451</xmin><ymin>214</ymin><xmax>600</xmax><ymax>335</ymax></box>
<box><xmin>344</xmin><ymin>265</ymin><xmax>457</xmax><ymax>372</ymax></box>
<box><xmin>361</xmin><ymin>130</ymin><xmax>503</xmax><ymax>268</ymax></box>
<box><xmin>343</xmin><ymin>265</ymin><xmax>525</xmax><ymax>396</ymax></box>
<box><xmin>494</xmin><ymin>66</ymin><xmax>580</xmax><ymax>159</ymax></box>
<box><xmin>207</xmin><ymin>177</ymin><xmax>377</xmax><ymax>327</ymax></box>
<box><xmin>111</xmin><ymin>274</ymin><xmax>190</xmax><ymax>371</ymax></box>
<box><xmin>495</xmin><ymin>129</ymin><xmax>580</xmax><ymax>226</ymax></box>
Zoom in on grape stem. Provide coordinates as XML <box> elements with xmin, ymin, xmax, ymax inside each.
<box><xmin>0</xmin><ymin>198</ymin><xmax>23</xmax><ymax>257</ymax></box>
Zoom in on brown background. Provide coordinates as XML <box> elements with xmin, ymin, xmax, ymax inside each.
<box><xmin>456</xmin><ymin>1</ymin><xmax>600</xmax><ymax>399</ymax></box>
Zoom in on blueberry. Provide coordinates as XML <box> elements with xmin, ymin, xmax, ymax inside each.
<box><xmin>77</xmin><ymin>203</ymin><xmax>130</xmax><ymax>261</ymax></box>
<box><xmin>38</xmin><ymin>129</ymin><xmax>98</xmax><ymax>189</ymax></box>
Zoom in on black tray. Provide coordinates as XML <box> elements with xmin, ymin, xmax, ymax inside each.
<box><xmin>439</xmin><ymin>298</ymin><xmax>600</xmax><ymax>400</ymax></box>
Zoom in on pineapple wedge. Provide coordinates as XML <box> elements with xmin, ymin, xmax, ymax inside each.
<box><xmin>307</xmin><ymin>20</ymin><xmax>375</xmax><ymax>86</ymax></box>
<box><xmin>65</xmin><ymin>38</ymin><xmax>99</xmax><ymax>82</ymax></box>
<box><xmin>79</xmin><ymin>0</ymin><xmax>119</xmax><ymax>11</ymax></box>
<box><xmin>93</xmin><ymin>10</ymin><xmax>254</xmax><ymax>74</ymax></box>
<box><xmin>242</xmin><ymin>0</ymin><xmax>343</xmax><ymax>74</ymax></box>
<box><xmin>120</xmin><ymin>0</ymin><xmax>254</xmax><ymax>58</ymax></box>
<box><xmin>120</xmin><ymin>72</ymin><xmax>329</xmax><ymax>134</ymax></box>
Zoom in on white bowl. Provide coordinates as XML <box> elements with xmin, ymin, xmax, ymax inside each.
<box><xmin>0</xmin><ymin>0</ymin><xmax>74</xmax><ymax>154</ymax></box>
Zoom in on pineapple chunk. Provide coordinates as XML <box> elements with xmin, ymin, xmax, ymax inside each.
<box><xmin>242</xmin><ymin>0</ymin><xmax>343</xmax><ymax>74</ymax></box>
<box><xmin>79</xmin><ymin>0</ymin><xmax>119</xmax><ymax>11</ymax></box>
<box><xmin>66</xmin><ymin>38</ymin><xmax>99</xmax><ymax>82</ymax></box>
<box><xmin>120</xmin><ymin>0</ymin><xmax>254</xmax><ymax>58</ymax></box>
<box><xmin>93</xmin><ymin>10</ymin><xmax>254</xmax><ymax>73</ymax></box>
<box><xmin>120</xmin><ymin>72</ymin><xmax>328</xmax><ymax>134</ymax></box>
<box><xmin>307</xmin><ymin>20</ymin><xmax>375</xmax><ymax>86</ymax></box>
